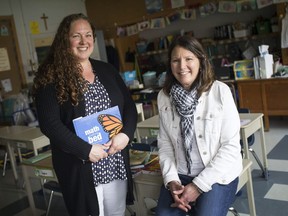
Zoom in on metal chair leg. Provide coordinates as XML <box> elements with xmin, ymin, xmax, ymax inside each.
<box><xmin>2</xmin><ymin>152</ymin><xmax>8</xmax><ymax>177</ymax></box>
<box><xmin>228</xmin><ymin>206</ymin><xmax>240</xmax><ymax>216</ymax></box>
<box><xmin>46</xmin><ymin>190</ymin><xmax>54</xmax><ymax>216</ymax></box>
<box><xmin>249</xmin><ymin>147</ymin><xmax>267</xmax><ymax>177</ymax></box>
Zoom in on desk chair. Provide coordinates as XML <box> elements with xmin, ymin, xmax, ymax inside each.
<box><xmin>239</xmin><ymin>108</ymin><xmax>266</xmax><ymax>177</ymax></box>
<box><xmin>43</xmin><ymin>180</ymin><xmax>62</xmax><ymax>216</ymax></box>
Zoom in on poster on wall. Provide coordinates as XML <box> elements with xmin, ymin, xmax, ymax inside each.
<box><xmin>30</xmin><ymin>21</ymin><xmax>40</xmax><ymax>34</ymax></box>
<box><xmin>0</xmin><ymin>48</ymin><xmax>11</xmax><ymax>72</ymax></box>
<box><xmin>273</xmin><ymin>0</ymin><xmax>288</xmax><ymax>3</ymax></box>
<box><xmin>236</xmin><ymin>0</ymin><xmax>257</xmax><ymax>12</ymax></box>
<box><xmin>218</xmin><ymin>1</ymin><xmax>237</xmax><ymax>13</ymax></box>
<box><xmin>150</xmin><ymin>18</ymin><xmax>166</xmax><ymax>29</ymax></box>
<box><xmin>199</xmin><ymin>2</ymin><xmax>217</xmax><ymax>17</ymax></box>
<box><xmin>181</xmin><ymin>9</ymin><xmax>196</xmax><ymax>20</ymax></box>
<box><xmin>145</xmin><ymin>0</ymin><xmax>163</xmax><ymax>14</ymax></box>
<box><xmin>256</xmin><ymin>0</ymin><xmax>273</xmax><ymax>8</ymax></box>
<box><xmin>1</xmin><ymin>78</ymin><xmax>12</xmax><ymax>92</ymax></box>
<box><xmin>0</xmin><ymin>25</ymin><xmax>9</xmax><ymax>36</ymax></box>
<box><xmin>138</xmin><ymin>21</ymin><xmax>150</xmax><ymax>31</ymax></box>
<box><xmin>126</xmin><ymin>24</ymin><xmax>139</xmax><ymax>36</ymax></box>
<box><xmin>170</xmin><ymin>0</ymin><xmax>185</xmax><ymax>9</ymax></box>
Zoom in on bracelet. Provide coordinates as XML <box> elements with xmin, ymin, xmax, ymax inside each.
<box><xmin>192</xmin><ymin>182</ymin><xmax>203</xmax><ymax>194</ymax></box>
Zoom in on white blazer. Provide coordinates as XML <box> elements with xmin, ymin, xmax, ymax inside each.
<box><xmin>157</xmin><ymin>80</ymin><xmax>243</xmax><ymax>192</ymax></box>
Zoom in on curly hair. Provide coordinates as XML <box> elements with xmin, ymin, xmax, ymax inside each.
<box><xmin>163</xmin><ymin>35</ymin><xmax>215</xmax><ymax>97</ymax></box>
<box><xmin>32</xmin><ymin>13</ymin><xmax>96</xmax><ymax>106</ymax></box>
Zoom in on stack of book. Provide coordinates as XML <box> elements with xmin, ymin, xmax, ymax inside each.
<box><xmin>130</xmin><ymin>151</ymin><xmax>161</xmax><ymax>177</ymax></box>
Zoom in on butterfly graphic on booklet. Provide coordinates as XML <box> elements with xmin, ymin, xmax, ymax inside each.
<box><xmin>98</xmin><ymin>114</ymin><xmax>123</xmax><ymax>140</ymax></box>
<box><xmin>73</xmin><ymin>106</ymin><xmax>122</xmax><ymax>145</ymax></box>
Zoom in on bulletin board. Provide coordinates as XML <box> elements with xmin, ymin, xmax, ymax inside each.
<box><xmin>0</xmin><ymin>16</ymin><xmax>25</xmax><ymax>98</ymax></box>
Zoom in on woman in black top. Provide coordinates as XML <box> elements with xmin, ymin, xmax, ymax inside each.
<box><xmin>32</xmin><ymin>13</ymin><xmax>137</xmax><ymax>216</ymax></box>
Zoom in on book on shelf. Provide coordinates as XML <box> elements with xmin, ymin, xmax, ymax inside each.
<box><xmin>73</xmin><ymin>106</ymin><xmax>123</xmax><ymax>145</ymax></box>
<box><xmin>129</xmin><ymin>149</ymin><xmax>150</xmax><ymax>166</ymax></box>
<box><xmin>142</xmin><ymin>154</ymin><xmax>161</xmax><ymax>175</ymax></box>
<box><xmin>130</xmin><ymin>152</ymin><xmax>161</xmax><ymax>176</ymax></box>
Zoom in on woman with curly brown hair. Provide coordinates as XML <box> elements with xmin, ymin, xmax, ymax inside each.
<box><xmin>32</xmin><ymin>13</ymin><xmax>137</xmax><ymax>216</ymax></box>
<box><xmin>156</xmin><ymin>35</ymin><xmax>243</xmax><ymax>216</ymax></box>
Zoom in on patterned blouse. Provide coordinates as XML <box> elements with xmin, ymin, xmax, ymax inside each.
<box><xmin>83</xmin><ymin>74</ymin><xmax>127</xmax><ymax>186</ymax></box>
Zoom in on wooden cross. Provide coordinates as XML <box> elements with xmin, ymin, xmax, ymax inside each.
<box><xmin>41</xmin><ymin>13</ymin><xmax>48</xmax><ymax>30</ymax></box>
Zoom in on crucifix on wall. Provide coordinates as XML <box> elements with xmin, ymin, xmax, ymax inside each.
<box><xmin>41</xmin><ymin>13</ymin><xmax>48</xmax><ymax>30</ymax></box>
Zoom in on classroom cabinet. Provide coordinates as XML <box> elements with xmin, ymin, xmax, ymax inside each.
<box><xmin>237</xmin><ymin>78</ymin><xmax>288</xmax><ymax>131</ymax></box>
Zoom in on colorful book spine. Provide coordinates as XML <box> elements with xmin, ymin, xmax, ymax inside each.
<box><xmin>73</xmin><ymin>106</ymin><xmax>123</xmax><ymax>145</ymax></box>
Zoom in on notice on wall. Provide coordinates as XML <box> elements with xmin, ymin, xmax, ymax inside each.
<box><xmin>1</xmin><ymin>78</ymin><xmax>12</xmax><ymax>92</ymax></box>
<box><xmin>0</xmin><ymin>48</ymin><xmax>11</xmax><ymax>72</ymax></box>
<box><xmin>170</xmin><ymin>0</ymin><xmax>185</xmax><ymax>9</ymax></box>
<box><xmin>30</xmin><ymin>21</ymin><xmax>40</xmax><ymax>34</ymax></box>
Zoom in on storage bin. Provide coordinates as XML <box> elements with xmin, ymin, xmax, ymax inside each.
<box><xmin>233</xmin><ymin>60</ymin><xmax>255</xmax><ymax>80</ymax></box>
<box><xmin>233</xmin><ymin>29</ymin><xmax>250</xmax><ymax>38</ymax></box>
<box><xmin>256</xmin><ymin>21</ymin><xmax>271</xmax><ymax>34</ymax></box>
<box><xmin>121</xmin><ymin>70</ymin><xmax>137</xmax><ymax>86</ymax></box>
<box><xmin>143</xmin><ymin>71</ymin><xmax>156</xmax><ymax>88</ymax></box>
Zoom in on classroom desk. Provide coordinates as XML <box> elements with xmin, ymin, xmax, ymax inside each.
<box><xmin>21</xmin><ymin>154</ymin><xmax>56</xmax><ymax>216</ymax></box>
<box><xmin>0</xmin><ymin>126</ymin><xmax>50</xmax><ymax>183</ymax></box>
<box><xmin>239</xmin><ymin>113</ymin><xmax>268</xmax><ymax>179</ymax></box>
<box><xmin>136</xmin><ymin>113</ymin><xmax>268</xmax><ymax>179</ymax></box>
<box><xmin>133</xmin><ymin>159</ymin><xmax>256</xmax><ymax>216</ymax></box>
<box><xmin>22</xmin><ymin>156</ymin><xmax>256</xmax><ymax>216</ymax></box>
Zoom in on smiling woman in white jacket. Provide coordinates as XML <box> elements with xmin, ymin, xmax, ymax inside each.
<box><xmin>156</xmin><ymin>35</ymin><xmax>243</xmax><ymax>216</ymax></box>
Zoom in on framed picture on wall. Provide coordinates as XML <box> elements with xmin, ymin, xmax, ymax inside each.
<box><xmin>181</xmin><ymin>9</ymin><xmax>196</xmax><ymax>20</ymax></box>
<box><xmin>150</xmin><ymin>18</ymin><xmax>166</xmax><ymax>29</ymax></box>
<box><xmin>256</xmin><ymin>0</ymin><xmax>273</xmax><ymax>8</ymax></box>
<box><xmin>145</xmin><ymin>0</ymin><xmax>163</xmax><ymax>14</ymax></box>
<box><xmin>199</xmin><ymin>2</ymin><xmax>217</xmax><ymax>17</ymax></box>
<box><xmin>126</xmin><ymin>24</ymin><xmax>138</xmax><ymax>36</ymax></box>
<box><xmin>236</xmin><ymin>0</ymin><xmax>257</xmax><ymax>12</ymax></box>
<box><xmin>166</xmin><ymin>11</ymin><xmax>181</xmax><ymax>24</ymax></box>
<box><xmin>218</xmin><ymin>1</ymin><xmax>237</xmax><ymax>13</ymax></box>
<box><xmin>138</xmin><ymin>21</ymin><xmax>150</xmax><ymax>31</ymax></box>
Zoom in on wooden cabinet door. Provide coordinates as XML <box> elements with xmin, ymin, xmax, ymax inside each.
<box><xmin>0</xmin><ymin>16</ymin><xmax>25</xmax><ymax>98</ymax></box>
<box><xmin>264</xmin><ymin>79</ymin><xmax>288</xmax><ymax>115</ymax></box>
<box><xmin>237</xmin><ymin>81</ymin><xmax>263</xmax><ymax>112</ymax></box>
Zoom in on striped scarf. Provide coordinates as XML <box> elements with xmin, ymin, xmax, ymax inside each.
<box><xmin>170</xmin><ymin>83</ymin><xmax>199</xmax><ymax>174</ymax></box>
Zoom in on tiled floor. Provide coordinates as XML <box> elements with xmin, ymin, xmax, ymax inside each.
<box><xmin>0</xmin><ymin>116</ymin><xmax>287</xmax><ymax>216</ymax></box>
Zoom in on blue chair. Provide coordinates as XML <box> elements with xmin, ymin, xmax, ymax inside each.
<box><xmin>239</xmin><ymin>108</ymin><xmax>266</xmax><ymax>178</ymax></box>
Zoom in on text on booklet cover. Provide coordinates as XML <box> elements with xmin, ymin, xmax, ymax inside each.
<box><xmin>73</xmin><ymin>106</ymin><xmax>123</xmax><ymax>144</ymax></box>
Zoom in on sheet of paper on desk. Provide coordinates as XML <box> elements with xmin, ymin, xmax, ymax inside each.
<box><xmin>241</xmin><ymin>119</ymin><xmax>251</xmax><ymax>126</ymax></box>
<box><xmin>140</xmin><ymin>88</ymin><xmax>154</xmax><ymax>93</ymax></box>
<box><xmin>35</xmin><ymin>168</ymin><xmax>54</xmax><ymax>178</ymax></box>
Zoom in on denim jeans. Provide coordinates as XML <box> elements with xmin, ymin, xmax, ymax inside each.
<box><xmin>156</xmin><ymin>174</ymin><xmax>238</xmax><ymax>216</ymax></box>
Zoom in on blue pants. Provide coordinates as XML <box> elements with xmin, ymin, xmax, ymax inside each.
<box><xmin>156</xmin><ymin>174</ymin><xmax>238</xmax><ymax>216</ymax></box>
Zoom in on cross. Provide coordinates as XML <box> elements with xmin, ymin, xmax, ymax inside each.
<box><xmin>41</xmin><ymin>13</ymin><xmax>48</xmax><ymax>30</ymax></box>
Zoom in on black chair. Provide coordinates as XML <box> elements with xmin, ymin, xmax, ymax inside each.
<box><xmin>239</xmin><ymin>108</ymin><xmax>266</xmax><ymax>177</ymax></box>
<box><xmin>43</xmin><ymin>180</ymin><xmax>62</xmax><ymax>216</ymax></box>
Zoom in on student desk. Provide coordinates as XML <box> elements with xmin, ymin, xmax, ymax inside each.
<box><xmin>133</xmin><ymin>159</ymin><xmax>256</xmax><ymax>216</ymax></box>
<box><xmin>21</xmin><ymin>154</ymin><xmax>55</xmax><ymax>216</ymax></box>
<box><xmin>0</xmin><ymin>126</ymin><xmax>50</xmax><ymax>184</ymax></box>
<box><xmin>136</xmin><ymin>113</ymin><xmax>268</xmax><ymax>178</ymax></box>
<box><xmin>239</xmin><ymin>113</ymin><xmax>268</xmax><ymax>179</ymax></box>
<box><xmin>21</xmin><ymin>157</ymin><xmax>256</xmax><ymax>216</ymax></box>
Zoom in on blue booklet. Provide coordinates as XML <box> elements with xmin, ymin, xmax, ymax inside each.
<box><xmin>73</xmin><ymin>106</ymin><xmax>123</xmax><ymax>145</ymax></box>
